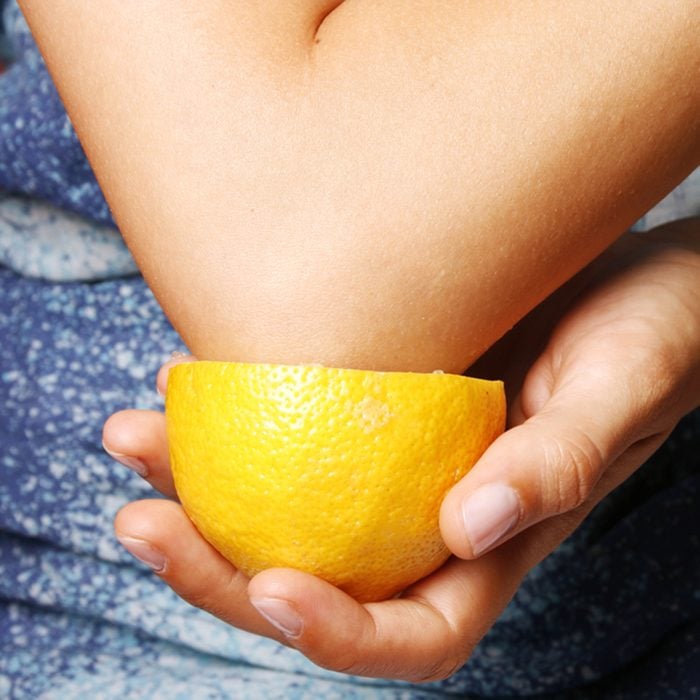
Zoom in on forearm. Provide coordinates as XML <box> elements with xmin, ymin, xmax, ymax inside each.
<box><xmin>19</xmin><ymin>1</ymin><xmax>700</xmax><ymax>371</ymax></box>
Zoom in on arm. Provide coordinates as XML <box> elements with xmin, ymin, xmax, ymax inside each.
<box><xmin>17</xmin><ymin>1</ymin><xmax>700</xmax><ymax>371</ymax></box>
<box><xmin>105</xmin><ymin>218</ymin><xmax>700</xmax><ymax>679</ymax></box>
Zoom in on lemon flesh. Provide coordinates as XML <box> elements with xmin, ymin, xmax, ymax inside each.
<box><xmin>166</xmin><ymin>362</ymin><xmax>505</xmax><ymax>602</ymax></box>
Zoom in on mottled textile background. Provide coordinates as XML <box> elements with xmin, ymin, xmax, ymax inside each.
<box><xmin>1</xmin><ymin>2</ymin><xmax>698</xmax><ymax>697</ymax></box>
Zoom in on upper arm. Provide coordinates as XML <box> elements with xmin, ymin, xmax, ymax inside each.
<box><xmin>17</xmin><ymin>1</ymin><xmax>700</xmax><ymax>371</ymax></box>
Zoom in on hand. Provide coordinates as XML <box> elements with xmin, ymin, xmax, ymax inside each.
<box><xmin>103</xmin><ymin>220</ymin><xmax>700</xmax><ymax>681</ymax></box>
<box><xmin>440</xmin><ymin>218</ymin><xmax>700</xmax><ymax>560</ymax></box>
<box><xmin>105</xmin><ymin>354</ymin><xmax>535</xmax><ymax>681</ymax></box>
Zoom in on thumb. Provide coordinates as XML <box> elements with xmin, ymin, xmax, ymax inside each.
<box><xmin>440</xmin><ymin>379</ymin><xmax>632</xmax><ymax>560</ymax></box>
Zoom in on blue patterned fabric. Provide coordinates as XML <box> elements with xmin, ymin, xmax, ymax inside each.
<box><xmin>0</xmin><ymin>1</ymin><xmax>112</xmax><ymax>225</ymax></box>
<box><xmin>1</xmin><ymin>266</ymin><xmax>698</xmax><ymax>700</ymax></box>
<box><xmin>1</xmin><ymin>1</ymin><xmax>699</xmax><ymax>697</ymax></box>
<box><xmin>0</xmin><ymin>193</ymin><xmax>137</xmax><ymax>281</ymax></box>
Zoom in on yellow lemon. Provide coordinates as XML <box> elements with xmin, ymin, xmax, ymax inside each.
<box><xmin>166</xmin><ymin>362</ymin><xmax>505</xmax><ymax>602</ymax></box>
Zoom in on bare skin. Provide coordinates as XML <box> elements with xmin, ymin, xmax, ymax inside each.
<box><xmin>16</xmin><ymin>0</ymin><xmax>700</xmax><ymax>681</ymax></box>
<box><xmin>104</xmin><ymin>220</ymin><xmax>700</xmax><ymax>680</ymax></box>
<box><xmin>18</xmin><ymin>1</ymin><xmax>700</xmax><ymax>371</ymax></box>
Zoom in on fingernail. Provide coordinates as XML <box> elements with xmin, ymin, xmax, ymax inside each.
<box><xmin>103</xmin><ymin>442</ymin><xmax>148</xmax><ymax>477</ymax></box>
<box><xmin>170</xmin><ymin>350</ymin><xmax>189</xmax><ymax>360</ymax></box>
<box><xmin>462</xmin><ymin>484</ymin><xmax>521</xmax><ymax>556</ymax></box>
<box><xmin>250</xmin><ymin>597</ymin><xmax>303</xmax><ymax>638</ymax></box>
<box><xmin>117</xmin><ymin>536</ymin><xmax>167</xmax><ymax>573</ymax></box>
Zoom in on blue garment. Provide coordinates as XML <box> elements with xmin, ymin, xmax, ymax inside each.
<box><xmin>1</xmin><ymin>2</ymin><xmax>699</xmax><ymax>697</ymax></box>
<box><xmin>0</xmin><ymin>1</ymin><xmax>113</xmax><ymax>225</ymax></box>
<box><xmin>0</xmin><ymin>193</ymin><xmax>137</xmax><ymax>281</ymax></box>
<box><xmin>1</xmin><ymin>264</ymin><xmax>699</xmax><ymax>700</ymax></box>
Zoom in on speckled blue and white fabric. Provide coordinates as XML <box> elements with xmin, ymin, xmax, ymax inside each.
<box><xmin>0</xmin><ymin>193</ymin><xmax>137</xmax><ymax>281</ymax></box>
<box><xmin>1</xmin><ymin>1</ymin><xmax>699</xmax><ymax>698</ymax></box>
<box><xmin>1</xmin><ymin>268</ymin><xmax>698</xmax><ymax>700</ymax></box>
<box><xmin>0</xmin><ymin>1</ymin><xmax>112</xmax><ymax>225</ymax></box>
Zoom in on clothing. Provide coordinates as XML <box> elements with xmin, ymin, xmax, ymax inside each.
<box><xmin>1</xmin><ymin>2</ymin><xmax>699</xmax><ymax>697</ymax></box>
<box><xmin>0</xmin><ymin>193</ymin><xmax>137</xmax><ymax>281</ymax></box>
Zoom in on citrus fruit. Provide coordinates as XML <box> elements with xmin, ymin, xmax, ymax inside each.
<box><xmin>166</xmin><ymin>361</ymin><xmax>505</xmax><ymax>602</ymax></box>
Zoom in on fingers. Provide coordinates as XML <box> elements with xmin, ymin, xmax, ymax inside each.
<box><xmin>115</xmin><ymin>498</ymin><xmax>479</xmax><ymax>678</ymax></box>
<box><xmin>442</xmin><ymin>253</ymin><xmax>700</xmax><ymax>562</ymax></box>
<box><xmin>156</xmin><ymin>352</ymin><xmax>195</xmax><ymax>397</ymax></box>
<box><xmin>114</xmin><ymin>501</ymin><xmax>529</xmax><ymax>681</ymax></box>
<box><xmin>249</xmin><ymin>570</ymin><xmax>471</xmax><ymax>681</ymax></box>
<box><xmin>248</xmin><ymin>532</ymin><xmax>547</xmax><ymax>682</ymax></box>
<box><xmin>114</xmin><ymin>499</ymin><xmax>286</xmax><ymax>640</ymax></box>
<box><xmin>440</xmin><ymin>372</ymin><xmax>633</xmax><ymax>560</ymax></box>
<box><xmin>103</xmin><ymin>409</ymin><xmax>178</xmax><ymax>499</ymax></box>
<box><xmin>114</xmin><ymin>472</ymin><xmax>608</xmax><ymax>681</ymax></box>
<box><xmin>103</xmin><ymin>352</ymin><xmax>195</xmax><ymax>498</ymax></box>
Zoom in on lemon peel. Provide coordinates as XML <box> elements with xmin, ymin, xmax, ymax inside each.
<box><xmin>166</xmin><ymin>361</ymin><xmax>505</xmax><ymax>602</ymax></box>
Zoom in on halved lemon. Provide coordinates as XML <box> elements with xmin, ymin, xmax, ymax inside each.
<box><xmin>166</xmin><ymin>362</ymin><xmax>505</xmax><ymax>602</ymax></box>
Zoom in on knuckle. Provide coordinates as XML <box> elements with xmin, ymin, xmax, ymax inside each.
<box><xmin>321</xmin><ymin>647</ymin><xmax>402</xmax><ymax>680</ymax></box>
<box><xmin>176</xmin><ymin>567</ymin><xmax>247</xmax><ymax>619</ymax></box>
<box><xmin>322</xmin><ymin>647</ymin><xmax>364</xmax><ymax>675</ymax></box>
<box><xmin>308</xmin><ymin>633</ymin><xmax>375</xmax><ymax>677</ymax></box>
<box><xmin>183</xmin><ymin>589</ymin><xmax>215</xmax><ymax>614</ymax></box>
<box><xmin>182</xmin><ymin>589</ymin><xmax>227</xmax><ymax>618</ymax></box>
<box><xmin>312</xmin><ymin>599</ymin><xmax>474</xmax><ymax>682</ymax></box>
<box><xmin>544</xmin><ymin>431</ymin><xmax>604</xmax><ymax>513</ymax></box>
<box><xmin>640</xmin><ymin>346</ymin><xmax>689</xmax><ymax>421</ymax></box>
<box><xmin>410</xmin><ymin>654</ymin><xmax>465</xmax><ymax>683</ymax></box>
<box><xmin>406</xmin><ymin>613</ymin><xmax>474</xmax><ymax>683</ymax></box>
<box><xmin>611</xmin><ymin>326</ymin><xmax>692</xmax><ymax>426</ymax></box>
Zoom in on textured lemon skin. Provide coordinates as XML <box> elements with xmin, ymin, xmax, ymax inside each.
<box><xmin>166</xmin><ymin>362</ymin><xmax>505</xmax><ymax>602</ymax></box>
